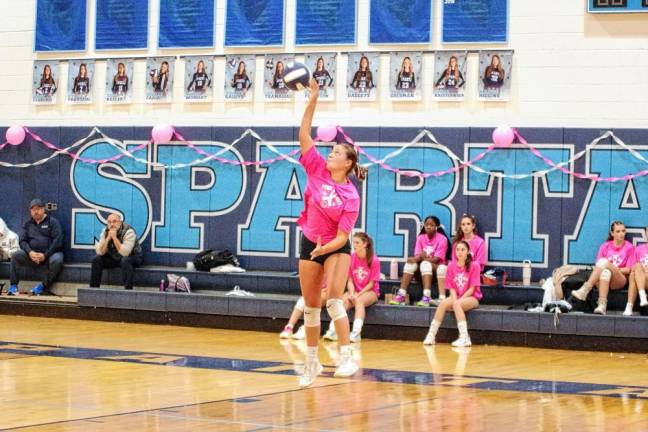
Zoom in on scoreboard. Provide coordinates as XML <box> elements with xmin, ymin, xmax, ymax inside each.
<box><xmin>588</xmin><ymin>0</ymin><xmax>648</xmax><ymax>12</ymax></box>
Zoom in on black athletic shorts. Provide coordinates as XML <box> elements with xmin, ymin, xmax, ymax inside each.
<box><xmin>299</xmin><ymin>235</ymin><xmax>351</xmax><ymax>265</ymax></box>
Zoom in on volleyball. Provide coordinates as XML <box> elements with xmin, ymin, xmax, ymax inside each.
<box><xmin>283</xmin><ymin>62</ymin><xmax>311</xmax><ymax>91</ymax></box>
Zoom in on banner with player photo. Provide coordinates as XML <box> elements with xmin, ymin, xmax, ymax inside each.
<box><xmin>304</xmin><ymin>53</ymin><xmax>336</xmax><ymax>101</ymax></box>
<box><xmin>32</xmin><ymin>61</ymin><xmax>59</xmax><ymax>104</ymax></box>
<box><xmin>478</xmin><ymin>50</ymin><xmax>513</xmax><ymax>101</ymax></box>
<box><xmin>347</xmin><ymin>52</ymin><xmax>379</xmax><ymax>101</ymax></box>
<box><xmin>433</xmin><ymin>51</ymin><xmax>467</xmax><ymax>100</ymax></box>
<box><xmin>264</xmin><ymin>54</ymin><xmax>293</xmax><ymax>102</ymax></box>
<box><xmin>184</xmin><ymin>56</ymin><xmax>213</xmax><ymax>102</ymax></box>
<box><xmin>389</xmin><ymin>52</ymin><xmax>421</xmax><ymax>101</ymax></box>
<box><xmin>225</xmin><ymin>55</ymin><xmax>255</xmax><ymax>102</ymax></box>
<box><xmin>67</xmin><ymin>60</ymin><xmax>94</xmax><ymax>104</ymax></box>
<box><xmin>146</xmin><ymin>57</ymin><xmax>175</xmax><ymax>103</ymax></box>
<box><xmin>105</xmin><ymin>58</ymin><xmax>134</xmax><ymax>104</ymax></box>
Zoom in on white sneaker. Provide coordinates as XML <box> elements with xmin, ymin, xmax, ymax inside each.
<box><xmin>350</xmin><ymin>330</ymin><xmax>361</xmax><ymax>343</ymax></box>
<box><xmin>334</xmin><ymin>352</ymin><xmax>359</xmax><ymax>377</ymax></box>
<box><xmin>593</xmin><ymin>303</ymin><xmax>607</xmax><ymax>315</ymax></box>
<box><xmin>639</xmin><ymin>292</ymin><xmax>648</xmax><ymax>307</ymax></box>
<box><xmin>279</xmin><ymin>326</ymin><xmax>293</xmax><ymax>339</ymax></box>
<box><xmin>298</xmin><ymin>359</ymin><xmax>323</xmax><ymax>388</ymax></box>
<box><xmin>323</xmin><ymin>328</ymin><xmax>337</xmax><ymax>341</ymax></box>
<box><xmin>292</xmin><ymin>325</ymin><xmax>306</xmax><ymax>340</ymax></box>
<box><xmin>451</xmin><ymin>336</ymin><xmax>472</xmax><ymax>347</ymax></box>
<box><xmin>623</xmin><ymin>304</ymin><xmax>634</xmax><ymax>316</ymax></box>
<box><xmin>423</xmin><ymin>332</ymin><xmax>436</xmax><ymax>345</ymax></box>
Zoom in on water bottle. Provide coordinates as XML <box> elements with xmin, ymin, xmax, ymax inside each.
<box><xmin>159</xmin><ymin>279</ymin><xmax>165</xmax><ymax>292</ymax></box>
<box><xmin>390</xmin><ymin>259</ymin><xmax>399</xmax><ymax>280</ymax></box>
<box><xmin>522</xmin><ymin>260</ymin><xmax>532</xmax><ymax>286</ymax></box>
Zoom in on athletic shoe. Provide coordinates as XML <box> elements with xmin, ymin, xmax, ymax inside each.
<box><xmin>416</xmin><ymin>296</ymin><xmax>431</xmax><ymax>307</ymax></box>
<box><xmin>292</xmin><ymin>325</ymin><xmax>306</xmax><ymax>340</ymax></box>
<box><xmin>323</xmin><ymin>328</ymin><xmax>337</xmax><ymax>341</ymax></box>
<box><xmin>451</xmin><ymin>336</ymin><xmax>472</xmax><ymax>347</ymax></box>
<box><xmin>298</xmin><ymin>359</ymin><xmax>323</xmax><ymax>388</ymax></box>
<box><xmin>388</xmin><ymin>294</ymin><xmax>406</xmax><ymax>305</ymax></box>
<box><xmin>7</xmin><ymin>285</ymin><xmax>18</xmax><ymax>296</ymax></box>
<box><xmin>30</xmin><ymin>283</ymin><xmax>44</xmax><ymax>296</ymax></box>
<box><xmin>334</xmin><ymin>352</ymin><xmax>359</xmax><ymax>377</ymax></box>
<box><xmin>430</xmin><ymin>297</ymin><xmax>446</xmax><ymax>306</ymax></box>
<box><xmin>280</xmin><ymin>325</ymin><xmax>293</xmax><ymax>339</ymax></box>
<box><xmin>423</xmin><ymin>332</ymin><xmax>436</xmax><ymax>345</ymax></box>
<box><xmin>350</xmin><ymin>330</ymin><xmax>361</xmax><ymax>343</ymax></box>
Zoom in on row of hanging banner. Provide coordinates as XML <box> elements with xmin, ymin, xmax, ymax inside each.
<box><xmin>35</xmin><ymin>0</ymin><xmax>507</xmax><ymax>51</ymax></box>
<box><xmin>33</xmin><ymin>50</ymin><xmax>513</xmax><ymax>105</ymax></box>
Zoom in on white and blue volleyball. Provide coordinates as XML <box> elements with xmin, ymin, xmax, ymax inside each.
<box><xmin>283</xmin><ymin>62</ymin><xmax>311</xmax><ymax>91</ymax></box>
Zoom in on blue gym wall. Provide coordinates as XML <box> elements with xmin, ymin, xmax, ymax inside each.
<box><xmin>1</xmin><ymin>126</ymin><xmax>646</xmax><ymax>280</ymax></box>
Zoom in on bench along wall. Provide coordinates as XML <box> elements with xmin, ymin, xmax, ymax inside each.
<box><xmin>0</xmin><ymin>126</ymin><xmax>646</xmax><ymax>280</ymax></box>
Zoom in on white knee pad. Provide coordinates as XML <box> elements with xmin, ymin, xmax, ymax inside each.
<box><xmin>600</xmin><ymin>269</ymin><xmax>612</xmax><ymax>282</ymax></box>
<box><xmin>326</xmin><ymin>298</ymin><xmax>346</xmax><ymax>322</ymax></box>
<box><xmin>403</xmin><ymin>262</ymin><xmax>418</xmax><ymax>274</ymax></box>
<box><xmin>303</xmin><ymin>306</ymin><xmax>321</xmax><ymax>327</ymax></box>
<box><xmin>294</xmin><ymin>297</ymin><xmax>305</xmax><ymax>312</ymax></box>
<box><xmin>596</xmin><ymin>258</ymin><xmax>609</xmax><ymax>269</ymax></box>
<box><xmin>436</xmin><ymin>264</ymin><xmax>447</xmax><ymax>279</ymax></box>
<box><xmin>420</xmin><ymin>261</ymin><xmax>433</xmax><ymax>275</ymax></box>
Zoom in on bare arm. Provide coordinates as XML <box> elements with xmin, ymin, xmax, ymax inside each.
<box><xmin>299</xmin><ymin>79</ymin><xmax>319</xmax><ymax>155</ymax></box>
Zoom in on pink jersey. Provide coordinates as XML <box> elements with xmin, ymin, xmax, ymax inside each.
<box><xmin>452</xmin><ymin>235</ymin><xmax>486</xmax><ymax>271</ymax></box>
<box><xmin>634</xmin><ymin>244</ymin><xmax>648</xmax><ymax>270</ymax></box>
<box><xmin>414</xmin><ymin>232</ymin><xmax>448</xmax><ymax>264</ymax></box>
<box><xmin>595</xmin><ymin>240</ymin><xmax>635</xmax><ymax>269</ymax></box>
<box><xmin>348</xmin><ymin>252</ymin><xmax>381</xmax><ymax>295</ymax></box>
<box><xmin>297</xmin><ymin>147</ymin><xmax>360</xmax><ymax>244</ymax></box>
<box><xmin>445</xmin><ymin>260</ymin><xmax>482</xmax><ymax>300</ymax></box>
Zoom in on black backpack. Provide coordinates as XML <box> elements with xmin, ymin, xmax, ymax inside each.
<box><xmin>193</xmin><ymin>249</ymin><xmax>239</xmax><ymax>271</ymax></box>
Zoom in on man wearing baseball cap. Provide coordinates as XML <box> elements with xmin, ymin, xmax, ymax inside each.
<box><xmin>7</xmin><ymin>198</ymin><xmax>64</xmax><ymax>296</ymax></box>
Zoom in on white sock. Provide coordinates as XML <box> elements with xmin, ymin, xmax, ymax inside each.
<box><xmin>639</xmin><ymin>290</ymin><xmax>648</xmax><ymax>305</ymax></box>
<box><xmin>457</xmin><ymin>320</ymin><xmax>469</xmax><ymax>338</ymax></box>
<box><xmin>340</xmin><ymin>345</ymin><xmax>352</xmax><ymax>357</ymax></box>
<box><xmin>306</xmin><ymin>346</ymin><xmax>318</xmax><ymax>362</ymax></box>
<box><xmin>423</xmin><ymin>289</ymin><xmax>431</xmax><ymax>298</ymax></box>
<box><xmin>352</xmin><ymin>318</ymin><xmax>363</xmax><ymax>333</ymax></box>
<box><xmin>428</xmin><ymin>319</ymin><xmax>440</xmax><ymax>337</ymax></box>
<box><xmin>624</xmin><ymin>303</ymin><xmax>634</xmax><ymax>314</ymax></box>
<box><xmin>398</xmin><ymin>288</ymin><xmax>407</xmax><ymax>296</ymax></box>
<box><xmin>438</xmin><ymin>292</ymin><xmax>446</xmax><ymax>299</ymax></box>
<box><xmin>328</xmin><ymin>321</ymin><xmax>335</xmax><ymax>332</ymax></box>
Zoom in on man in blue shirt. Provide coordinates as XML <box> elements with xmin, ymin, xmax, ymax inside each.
<box><xmin>8</xmin><ymin>199</ymin><xmax>64</xmax><ymax>296</ymax></box>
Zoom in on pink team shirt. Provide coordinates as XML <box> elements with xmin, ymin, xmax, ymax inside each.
<box><xmin>634</xmin><ymin>244</ymin><xmax>648</xmax><ymax>270</ymax></box>
<box><xmin>414</xmin><ymin>232</ymin><xmax>448</xmax><ymax>264</ymax></box>
<box><xmin>297</xmin><ymin>147</ymin><xmax>360</xmax><ymax>244</ymax></box>
<box><xmin>452</xmin><ymin>235</ymin><xmax>486</xmax><ymax>271</ymax></box>
<box><xmin>445</xmin><ymin>261</ymin><xmax>483</xmax><ymax>300</ymax></box>
<box><xmin>348</xmin><ymin>252</ymin><xmax>381</xmax><ymax>295</ymax></box>
<box><xmin>595</xmin><ymin>240</ymin><xmax>635</xmax><ymax>269</ymax></box>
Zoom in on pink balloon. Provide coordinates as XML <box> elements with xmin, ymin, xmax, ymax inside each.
<box><xmin>316</xmin><ymin>124</ymin><xmax>338</xmax><ymax>142</ymax></box>
<box><xmin>151</xmin><ymin>124</ymin><xmax>174</xmax><ymax>144</ymax></box>
<box><xmin>6</xmin><ymin>125</ymin><xmax>26</xmax><ymax>146</ymax></box>
<box><xmin>492</xmin><ymin>126</ymin><xmax>515</xmax><ymax>148</ymax></box>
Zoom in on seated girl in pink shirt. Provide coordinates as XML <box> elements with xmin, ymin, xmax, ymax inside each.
<box><xmin>424</xmin><ymin>240</ymin><xmax>482</xmax><ymax>347</ymax></box>
<box><xmin>323</xmin><ymin>232</ymin><xmax>380</xmax><ymax>343</ymax></box>
<box><xmin>391</xmin><ymin>215</ymin><xmax>449</xmax><ymax>307</ymax></box>
<box><xmin>624</xmin><ymin>225</ymin><xmax>648</xmax><ymax>316</ymax></box>
<box><xmin>571</xmin><ymin>221</ymin><xmax>635</xmax><ymax>315</ymax></box>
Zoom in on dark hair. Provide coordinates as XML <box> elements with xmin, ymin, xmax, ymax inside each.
<box><xmin>453</xmin><ymin>213</ymin><xmax>478</xmax><ymax>244</ymax></box>
<box><xmin>353</xmin><ymin>232</ymin><xmax>374</xmax><ymax>267</ymax></box>
<box><xmin>337</xmin><ymin>142</ymin><xmax>367</xmax><ymax>181</ymax></box>
<box><xmin>607</xmin><ymin>221</ymin><xmax>626</xmax><ymax>241</ymax></box>
<box><xmin>455</xmin><ymin>240</ymin><xmax>473</xmax><ymax>271</ymax></box>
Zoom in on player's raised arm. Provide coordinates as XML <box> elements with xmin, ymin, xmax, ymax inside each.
<box><xmin>299</xmin><ymin>79</ymin><xmax>320</xmax><ymax>155</ymax></box>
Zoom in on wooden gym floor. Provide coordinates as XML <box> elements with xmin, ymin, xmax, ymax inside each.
<box><xmin>0</xmin><ymin>316</ymin><xmax>646</xmax><ymax>431</ymax></box>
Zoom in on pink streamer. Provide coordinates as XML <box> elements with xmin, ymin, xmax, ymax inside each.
<box><xmin>513</xmin><ymin>129</ymin><xmax>648</xmax><ymax>183</ymax></box>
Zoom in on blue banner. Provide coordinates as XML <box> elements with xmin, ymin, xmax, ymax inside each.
<box><xmin>35</xmin><ymin>0</ymin><xmax>87</xmax><ymax>51</ymax></box>
<box><xmin>296</xmin><ymin>0</ymin><xmax>356</xmax><ymax>45</ymax></box>
<box><xmin>159</xmin><ymin>0</ymin><xmax>214</xmax><ymax>48</ymax></box>
<box><xmin>443</xmin><ymin>0</ymin><xmax>508</xmax><ymax>43</ymax></box>
<box><xmin>369</xmin><ymin>0</ymin><xmax>431</xmax><ymax>44</ymax></box>
<box><xmin>225</xmin><ymin>0</ymin><xmax>284</xmax><ymax>46</ymax></box>
<box><xmin>95</xmin><ymin>0</ymin><xmax>148</xmax><ymax>50</ymax></box>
